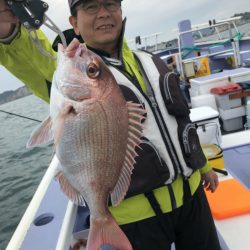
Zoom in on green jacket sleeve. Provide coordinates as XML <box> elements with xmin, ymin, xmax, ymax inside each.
<box><xmin>199</xmin><ymin>157</ymin><xmax>212</xmax><ymax>174</ymax></box>
<box><xmin>199</xmin><ymin>146</ymin><xmax>213</xmax><ymax>174</ymax></box>
<box><xmin>0</xmin><ymin>25</ymin><xmax>57</xmax><ymax>103</ymax></box>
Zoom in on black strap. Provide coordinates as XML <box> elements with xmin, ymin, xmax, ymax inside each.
<box><xmin>183</xmin><ymin>178</ymin><xmax>192</xmax><ymax>202</ymax></box>
<box><xmin>144</xmin><ymin>190</ymin><xmax>175</xmax><ymax>242</ymax></box>
<box><xmin>167</xmin><ymin>184</ymin><xmax>177</xmax><ymax>210</ymax></box>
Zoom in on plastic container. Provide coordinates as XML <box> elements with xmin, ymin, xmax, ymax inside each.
<box><xmin>247</xmin><ymin>100</ymin><xmax>250</xmax><ymax>117</ymax></box>
<box><xmin>238</xmin><ymin>81</ymin><xmax>250</xmax><ymax>104</ymax></box>
<box><xmin>190</xmin><ymin>106</ymin><xmax>221</xmax><ymax>145</ymax></box>
<box><xmin>245</xmin><ymin>114</ymin><xmax>250</xmax><ymax>129</ymax></box>
<box><xmin>189</xmin><ymin>67</ymin><xmax>250</xmax><ymax>97</ymax></box>
<box><xmin>219</xmin><ymin>106</ymin><xmax>245</xmax><ymax>131</ymax></box>
<box><xmin>210</xmin><ymin>84</ymin><xmax>242</xmax><ymax>110</ymax></box>
<box><xmin>191</xmin><ymin>94</ymin><xmax>218</xmax><ymax>111</ymax></box>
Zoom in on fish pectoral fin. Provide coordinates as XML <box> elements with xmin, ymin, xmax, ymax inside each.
<box><xmin>55</xmin><ymin>170</ymin><xmax>85</xmax><ymax>206</ymax></box>
<box><xmin>26</xmin><ymin>116</ymin><xmax>54</xmax><ymax>148</ymax></box>
<box><xmin>53</xmin><ymin>103</ymin><xmax>74</xmax><ymax>146</ymax></box>
<box><xmin>87</xmin><ymin>214</ymin><xmax>132</xmax><ymax>250</ymax></box>
<box><xmin>110</xmin><ymin>102</ymin><xmax>145</xmax><ymax>206</ymax></box>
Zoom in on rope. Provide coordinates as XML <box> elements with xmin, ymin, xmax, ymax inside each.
<box><xmin>0</xmin><ymin>109</ymin><xmax>42</xmax><ymax>123</ymax></box>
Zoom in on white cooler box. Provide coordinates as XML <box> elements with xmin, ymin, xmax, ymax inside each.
<box><xmin>189</xmin><ymin>67</ymin><xmax>250</xmax><ymax>97</ymax></box>
<box><xmin>190</xmin><ymin>106</ymin><xmax>222</xmax><ymax>145</ymax></box>
<box><xmin>219</xmin><ymin>106</ymin><xmax>245</xmax><ymax>131</ymax></box>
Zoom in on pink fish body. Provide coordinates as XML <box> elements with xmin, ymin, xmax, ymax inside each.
<box><xmin>27</xmin><ymin>39</ymin><xmax>145</xmax><ymax>250</ymax></box>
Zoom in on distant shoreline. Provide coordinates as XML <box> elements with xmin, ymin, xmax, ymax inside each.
<box><xmin>0</xmin><ymin>86</ymin><xmax>32</xmax><ymax>105</ymax></box>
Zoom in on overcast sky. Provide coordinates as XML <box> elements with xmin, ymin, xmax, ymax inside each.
<box><xmin>0</xmin><ymin>0</ymin><xmax>249</xmax><ymax>93</ymax></box>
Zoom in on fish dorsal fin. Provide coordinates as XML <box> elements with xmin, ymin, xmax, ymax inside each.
<box><xmin>111</xmin><ymin>102</ymin><xmax>145</xmax><ymax>206</ymax></box>
<box><xmin>26</xmin><ymin>116</ymin><xmax>54</xmax><ymax>148</ymax></box>
<box><xmin>55</xmin><ymin>169</ymin><xmax>86</xmax><ymax>206</ymax></box>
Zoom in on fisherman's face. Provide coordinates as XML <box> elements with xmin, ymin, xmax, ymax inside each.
<box><xmin>69</xmin><ymin>0</ymin><xmax>122</xmax><ymax>53</ymax></box>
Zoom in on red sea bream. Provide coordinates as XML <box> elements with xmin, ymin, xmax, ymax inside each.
<box><xmin>27</xmin><ymin>39</ymin><xmax>145</xmax><ymax>250</ymax></box>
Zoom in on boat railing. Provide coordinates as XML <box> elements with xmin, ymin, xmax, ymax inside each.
<box><xmin>127</xmin><ymin>32</ymin><xmax>166</xmax><ymax>51</ymax></box>
<box><xmin>186</xmin><ymin>16</ymin><xmax>242</xmax><ymax>42</ymax></box>
<box><xmin>177</xmin><ymin>17</ymin><xmax>246</xmax><ymax>79</ymax></box>
<box><xmin>127</xmin><ymin>16</ymin><xmax>248</xmax><ymax>52</ymax></box>
<box><xmin>6</xmin><ymin>157</ymin><xmax>59</xmax><ymax>250</ymax></box>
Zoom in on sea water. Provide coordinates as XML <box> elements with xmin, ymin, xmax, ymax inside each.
<box><xmin>0</xmin><ymin>95</ymin><xmax>52</xmax><ymax>249</ymax></box>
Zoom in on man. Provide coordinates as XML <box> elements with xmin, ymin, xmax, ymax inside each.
<box><xmin>0</xmin><ymin>0</ymin><xmax>220</xmax><ymax>249</ymax></box>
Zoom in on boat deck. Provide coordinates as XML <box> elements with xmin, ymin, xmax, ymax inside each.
<box><xmin>6</xmin><ymin>131</ymin><xmax>250</xmax><ymax>250</ymax></box>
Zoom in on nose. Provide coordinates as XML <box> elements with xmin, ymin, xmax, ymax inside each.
<box><xmin>96</xmin><ymin>4</ymin><xmax>111</xmax><ymax>18</ymax></box>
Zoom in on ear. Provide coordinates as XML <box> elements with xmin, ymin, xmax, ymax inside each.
<box><xmin>69</xmin><ymin>16</ymin><xmax>80</xmax><ymax>35</ymax></box>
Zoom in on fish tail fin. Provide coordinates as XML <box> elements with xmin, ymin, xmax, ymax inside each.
<box><xmin>86</xmin><ymin>214</ymin><xmax>132</xmax><ymax>250</ymax></box>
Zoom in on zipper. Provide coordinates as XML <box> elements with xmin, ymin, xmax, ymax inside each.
<box><xmin>146</xmin><ymin>86</ymin><xmax>181</xmax><ymax>178</ymax></box>
<box><xmin>133</xmin><ymin>54</ymin><xmax>183</xmax><ymax>178</ymax></box>
<box><xmin>183</xmin><ymin>123</ymin><xmax>196</xmax><ymax>154</ymax></box>
<box><xmin>163</xmin><ymin>72</ymin><xmax>174</xmax><ymax>104</ymax></box>
<box><xmin>149</xmin><ymin>96</ymin><xmax>157</xmax><ymax>108</ymax></box>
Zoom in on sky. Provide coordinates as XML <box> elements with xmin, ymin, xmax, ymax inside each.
<box><xmin>0</xmin><ymin>0</ymin><xmax>249</xmax><ymax>93</ymax></box>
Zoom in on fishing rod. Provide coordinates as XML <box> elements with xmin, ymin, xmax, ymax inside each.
<box><xmin>0</xmin><ymin>109</ymin><xmax>42</xmax><ymax>123</ymax></box>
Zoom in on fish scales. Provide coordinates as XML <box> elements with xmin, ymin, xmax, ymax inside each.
<box><xmin>56</xmin><ymin>105</ymin><xmax>128</xmax><ymax>216</ymax></box>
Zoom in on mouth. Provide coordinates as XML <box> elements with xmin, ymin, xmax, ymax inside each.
<box><xmin>96</xmin><ymin>24</ymin><xmax>114</xmax><ymax>30</ymax></box>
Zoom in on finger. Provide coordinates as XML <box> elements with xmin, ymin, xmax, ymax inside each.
<box><xmin>203</xmin><ymin>179</ymin><xmax>209</xmax><ymax>189</ymax></box>
<box><xmin>213</xmin><ymin>176</ymin><xmax>219</xmax><ymax>191</ymax></box>
<box><xmin>210</xmin><ymin>173</ymin><xmax>219</xmax><ymax>192</ymax></box>
<box><xmin>209</xmin><ymin>179</ymin><xmax>217</xmax><ymax>193</ymax></box>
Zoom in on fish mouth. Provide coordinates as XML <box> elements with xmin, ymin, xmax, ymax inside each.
<box><xmin>96</xmin><ymin>24</ymin><xmax>114</xmax><ymax>30</ymax></box>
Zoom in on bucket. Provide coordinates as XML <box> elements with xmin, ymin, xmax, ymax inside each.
<box><xmin>202</xmin><ymin>144</ymin><xmax>224</xmax><ymax>170</ymax></box>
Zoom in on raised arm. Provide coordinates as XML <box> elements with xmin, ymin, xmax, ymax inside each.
<box><xmin>0</xmin><ymin>0</ymin><xmax>57</xmax><ymax>103</ymax></box>
<box><xmin>0</xmin><ymin>0</ymin><xmax>18</xmax><ymax>39</ymax></box>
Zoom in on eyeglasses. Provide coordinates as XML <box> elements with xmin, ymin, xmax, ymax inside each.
<box><xmin>77</xmin><ymin>0</ymin><xmax>121</xmax><ymax>14</ymax></box>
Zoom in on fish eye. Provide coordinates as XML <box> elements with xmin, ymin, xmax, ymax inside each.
<box><xmin>87</xmin><ymin>63</ymin><xmax>100</xmax><ymax>79</ymax></box>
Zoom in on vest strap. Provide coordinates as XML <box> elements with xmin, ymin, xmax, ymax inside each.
<box><xmin>167</xmin><ymin>184</ymin><xmax>177</xmax><ymax>210</ymax></box>
<box><xmin>144</xmin><ymin>190</ymin><xmax>175</xmax><ymax>242</ymax></box>
<box><xmin>183</xmin><ymin>178</ymin><xmax>192</xmax><ymax>202</ymax></box>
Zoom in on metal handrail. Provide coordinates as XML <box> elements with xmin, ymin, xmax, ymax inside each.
<box><xmin>177</xmin><ymin>18</ymin><xmax>243</xmax><ymax>79</ymax></box>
